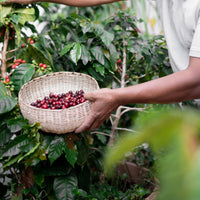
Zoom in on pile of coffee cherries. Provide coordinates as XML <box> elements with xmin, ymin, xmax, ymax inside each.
<box><xmin>30</xmin><ymin>90</ymin><xmax>86</xmax><ymax>110</ymax></box>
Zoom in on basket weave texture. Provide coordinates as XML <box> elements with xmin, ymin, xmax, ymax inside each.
<box><xmin>19</xmin><ymin>72</ymin><xmax>99</xmax><ymax>134</ymax></box>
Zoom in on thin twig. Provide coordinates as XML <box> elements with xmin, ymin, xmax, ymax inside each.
<box><xmin>114</xmin><ymin>75</ymin><xmax>121</xmax><ymax>84</ymax></box>
<box><xmin>115</xmin><ymin>127</ymin><xmax>137</xmax><ymax>132</ymax></box>
<box><xmin>7</xmin><ymin>47</ymin><xmax>19</xmax><ymax>54</ymax></box>
<box><xmin>6</xmin><ymin>55</ymin><xmax>15</xmax><ymax>62</ymax></box>
<box><xmin>120</xmin><ymin>107</ymin><xmax>148</xmax><ymax>117</ymax></box>
<box><xmin>91</xmin><ymin>131</ymin><xmax>111</xmax><ymax>137</ymax></box>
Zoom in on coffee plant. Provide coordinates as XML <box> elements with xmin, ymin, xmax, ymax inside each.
<box><xmin>0</xmin><ymin>2</ymin><xmax>172</xmax><ymax>200</ymax></box>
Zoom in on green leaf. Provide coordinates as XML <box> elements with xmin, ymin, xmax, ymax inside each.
<box><xmin>0</xmin><ymin>96</ymin><xmax>17</xmax><ymax>114</ymax></box>
<box><xmin>0</xmin><ymin>125</ymin><xmax>12</xmax><ymax>147</ymax></box>
<box><xmin>3</xmin><ymin>153</ymin><xmax>23</xmax><ymax>169</ymax></box>
<box><xmin>17</xmin><ymin>142</ymin><xmax>40</xmax><ymax>163</ymax></box>
<box><xmin>93</xmin><ymin>63</ymin><xmax>105</xmax><ymax>77</ymax></box>
<box><xmin>1</xmin><ymin>134</ymin><xmax>30</xmax><ymax>157</ymax></box>
<box><xmin>70</xmin><ymin>42</ymin><xmax>81</xmax><ymax>65</ymax></box>
<box><xmin>0</xmin><ymin>5</ymin><xmax>12</xmax><ymax>23</ymax></box>
<box><xmin>76</xmin><ymin>140</ymin><xmax>89</xmax><ymax>165</ymax></box>
<box><xmin>53</xmin><ymin>175</ymin><xmax>78</xmax><ymax>200</ymax></box>
<box><xmin>7</xmin><ymin>118</ymin><xmax>27</xmax><ymax>133</ymax></box>
<box><xmin>34</xmin><ymin>173</ymin><xmax>45</xmax><ymax>187</ymax></box>
<box><xmin>48</xmin><ymin>137</ymin><xmax>64</xmax><ymax>165</ymax></box>
<box><xmin>100</xmin><ymin>31</ymin><xmax>114</xmax><ymax>48</ymax></box>
<box><xmin>63</xmin><ymin>144</ymin><xmax>78</xmax><ymax>167</ymax></box>
<box><xmin>81</xmin><ymin>44</ymin><xmax>91</xmax><ymax>65</ymax></box>
<box><xmin>90</xmin><ymin>46</ymin><xmax>105</xmax><ymax>65</ymax></box>
<box><xmin>14</xmin><ymin>8</ymin><xmax>36</xmax><ymax>25</ymax></box>
<box><xmin>12</xmin><ymin>23</ymin><xmax>21</xmax><ymax>46</ymax></box>
<box><xmin>60</xmin><ymin>43</ymin><xmax>75</xmax><ymax>57</ymax></box>
<box><xmin>0</xmin><ymin>81</ymin><xmax>7</xmax><ymax>97</ymax></box>
<box><xmin>28</xmin><ymin>43</ymin><xmax>53</xmax><ymax>66</ymax></box>
<box><xmin>11</xmin><ymin>64</ymin><xmax>35</xmax><ymax>91</ymax></box>
<box><xmin>88</xmin><ymin>67</ymin><xmax>103</xmax><ymax>82</ymax></box>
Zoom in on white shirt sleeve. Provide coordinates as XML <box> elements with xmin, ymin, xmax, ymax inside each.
<box><xmin>189</xmin><ymin>17</ymin><xmax>200</xmax><ymax>58</ymax></box>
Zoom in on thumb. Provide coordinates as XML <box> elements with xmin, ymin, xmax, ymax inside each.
<box><xmin>84</xmin><ymin>91</ymin><xmax>98</xmax><ymax>102</ymax></box>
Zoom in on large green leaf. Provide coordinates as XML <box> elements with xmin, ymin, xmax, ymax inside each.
<box><xmin>93</xmin><ymin>62</ymin><xmax>105</xmax><ymax>77</ymax></box>
<box><xmin>81</xmin><ymin>44</ymin><xmax>91</xmax><ymax>65</ymax></box>
<box><xmin>0</xmin><ymin>5</ymin><xmax>12</xmax><ymax>23</ymax></box>
<box><xmin>90</xmin><ymin>46</ymin><xmax>105</xmax><ymax>65</ymax></box>
<box><xmin>0</xmin><ymin>81</ymin><xmax>7</xmax><ymax>97</ymax></box>
<box><xmin>63</xmin><ymin>144</ymin><xmax>78</xmax><ymax>167</ymax></box>
<box><xmin>0</xmin><ymin>125</ymin><xmax>12</xmax><ymax>147</ymax></box>
<box><xmin>1</xmin><ymin>134</ymin><xmax>30</xmax><ymax>157</ymax></box>
<box><xmin>53</xmin><ymin>175</ymin><xmax>78</xmax><ymax>200</ymax></box>
<box><xmin>12</xmin><ymin>23</ymin><xmax>21</xmax><ymax>46</ymax></box>
<box><xmin>14</xmin><ymin>7</ymin><xmax>36</xmax><ymax>25</ymax></box>
<box><xmin>76</xmin><ymin>140</ymin><xmax>89</xmax><ymax>166</ymax></box>
<box><xmin>48</xmin><ymin>137</ymin><xmax>64</xmax><ymax>165</ymax></box>
<box><xmin>60</xmin><ymin>43</ymin><xmax>75</xmax><ymax>57</ymax></box>
<box><xmin>7</xmin><ymin>118</ymin><xmax>27</xmax><ymax>133</ymax></box>
<box><xmin>0</xmin><ymin>96</ymin><xmax>17</xmax><ymax>114</ymax></box>
<box><xmin>11</xmin><ymin>64</ymin><xmax>35</xmax><ymax>91</ymax></box>
<box><xmin>28</xmin><ymin>43</ymin><xmax>53</xmax><ymax>66</ymax></box>
<box><xmin>100</xmin><ymin>31</ymin><xmax>114</xmax><ymax>48</ymax></box>
<box><xmin>70</xmin><ymin>42</ymin><xmax>81</xmax><ymax>65</ymax></box>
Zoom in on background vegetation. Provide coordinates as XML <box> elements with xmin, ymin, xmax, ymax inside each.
<box><xmin>0</xmin><ymin>1</ymin><xmax>198</xmax><ymax>200</ymax></box>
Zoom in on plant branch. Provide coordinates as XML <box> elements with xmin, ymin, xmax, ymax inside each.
<box><xmin>115</xmin><ymin>127</ymin><xmax>137</xmax><ymax>132</ymax></box>
<box><xmin>120</xmin><ymin>106</ymin><xmax>148</xmax><ymax>117</ymax></box>
<box><xmin>1</xmin><ymin>27</ymin><xmax>9</xmax><ymax>78</ymax></box>
<box><xmin>7</xmin><ymin>47</ymin><xmax>19</xmax><ymax>54</ymax></box>
<box><xmin>6</xmin><ymin>55</ymin><xmax>15</xmax><ymax>62</ymax></box>
<box><xmin>91</xmin><ymin>131</ymin><xmax>111</xmax><ymax>137</ymax></box>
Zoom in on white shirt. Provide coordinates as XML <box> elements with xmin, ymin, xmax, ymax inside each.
<box><xmin>156</xmin><ymin>0</ymin><xmax>200</xmax><ymax>72</ymax></box>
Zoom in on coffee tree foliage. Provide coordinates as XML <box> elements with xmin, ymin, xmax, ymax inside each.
<box><xmin>0</xmin><ymin>2</ymin><xmax>171</xmax><ymax>200</ymax></box>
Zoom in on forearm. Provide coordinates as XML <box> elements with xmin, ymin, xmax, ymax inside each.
<box><xmin>40</xmin><ymin>0</ymin><xmax>122</xmax><ymax>6</ymax></box>
<box><xmin>113</xmin><ymin>68</ymin><xmax>200</xmax><ymax>105</ymax></box>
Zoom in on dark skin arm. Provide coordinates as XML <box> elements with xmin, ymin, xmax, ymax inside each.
<box><xmin>75</xmin><ymin>57</ymin><xmax>200</xmax><ymax>133</ymax></box>
<box><xmin>2</xmin><ymin>0</ymin><xmax>123</xmax><ymax>6</ymax></box>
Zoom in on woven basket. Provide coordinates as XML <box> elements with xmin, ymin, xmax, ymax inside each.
<box><xmin>18</xmin><ymin>72</ymin><xmax>99</xmax><ymax>134</ymax></box>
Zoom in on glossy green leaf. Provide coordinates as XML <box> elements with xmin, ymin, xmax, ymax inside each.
<box><xmin>81</xmin><ymin>44</ymin><xmax>91</xmax><ymax>65</ymax></box>
<box><xmin>70</xmin><ymin>42</ymin><xmax>81</xmax><ymax>65</ymax></box>
<box><xmin>53</xmin><ymin>175</ymin><xmax>78</xmax><ymax>200</ymax></box>
<box><xmin>63</xmin><ymin>144</ymin><xmax>78</xmax><ymax>167</ymax></box>
<box><xmin>93</xmin><ymin>63</ymin><xmax>105</xmax><ymax>76</ymax></box>
<box><xmin>100</xmin><ymin>31</ymin><xmax>114</xmax><ymax>48</ymax></box>
<box><xmin>60</xmin><ymin>43</ymin><xmax>75</xmax><ymax>57</ymax></box>
<box><xmin>90</xmin><ymin>46</ymin><xmax>105</xmax><ymax>65</ymax></box>
<box><xmin>48</xmin><ymin>137</ymin><xmax>64</xmax><ymax>165</ymax></box>
<box><xmin>14</xmin><ymin>8</ymin><xmax>36</xmax><ymax>25</ymax></box>
<box><xmin>88</xmin><ymin>67</ymin><xmax>103</xmax><ymax>82</ymax></box>
<box><xmin>28</xmin><ymin>43</ymin><xmax>53</xmax><ymax>66</ymax></box>
<box><xmin>0</xmin><ymin>82</ymin><xmax>7</xmax><ymax>97</ymax></box>
<box><xmin>11</xmin><ymin>64</ymin><xmax>35</xmax><ymax>91</ymax></box>
<box><xmin>12</xmin><ymin>23</ymin><xmax>21</xmax><ymax>46</ymax></box>
<box><xmin>7</xmin><ymin>118</ymin><xmax>27</xmax><ymax>133</ymax></box>
<box><xmin>0</xmin><ymin>5</ymin><xmax>12</xmax><ymax>23</ymax></box>
<box><xmin>0</xmin><ymin>125</ymin><xmax>12</xmax><ymax>147</ymax></box>
<box><xmin>0</xmin><ymin>96</ymin><xmax>17</xmax><ymax>114</ymax></box>
<box><xmin>76</xmin><ymin>140</ymin><xmax>89</xmax><ymax>165</ymax></box>
<box><xmin>1</xmin><ymin>134</ymin><xmax>30</xmax><ymax>157</ymax></box>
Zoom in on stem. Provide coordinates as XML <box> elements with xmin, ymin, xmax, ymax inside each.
<box><xmin>7</xmin><ymin>47</ymin><xmax>19</xmax><ymax>54</ymax></box>
<box><xmin>108</xmin><ymin>41</ymin><xmax>128</xmax><ymax>147</ymax></box>
<box><xmin>1</xmin><ymin>27</ymin><xmax>9</xmax><ymax>78</ymax></box>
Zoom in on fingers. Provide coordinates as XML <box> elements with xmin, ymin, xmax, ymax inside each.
<box><xmin>75</xmin><ymin>112</ymin><xmax>96</xmax><ymax>133</ymax></box>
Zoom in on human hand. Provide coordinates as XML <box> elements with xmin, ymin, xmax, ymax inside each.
<box><xmin>75</xmin><ymin>88</ymin><xmax>119</xmax><ymax>133</ymax></box>
<box><xmin>1</xmin><ymin>0</ymin><xmax>38</xmax><ymax>4</ymax></box>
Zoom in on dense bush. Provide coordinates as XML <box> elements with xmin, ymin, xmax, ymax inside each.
<box><xmin>0</xmin><ymin>3</ymin><xmax>172</xmax><ymax>200</ymax></box>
